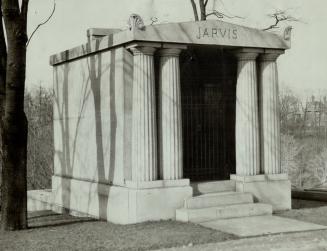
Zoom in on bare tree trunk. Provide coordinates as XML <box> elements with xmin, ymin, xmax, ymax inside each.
<box><xmin>190</xmin><ymin>0</ymin><xmax>199</xmax><ymax>21</ymax></box>
<box><xmin>0</xmin><ymin>7</ymin><xmax>6</xmax><ymax>113</ymax></box>
<box><xmin>0</xmin><ymin>3</ymin><xmax>7</xmax><ymax>209</ymax></box>
<box><xmin>1</xmin><ymin>0</ymin><xmax>29</xmax><ymax>231</ymax></box>
<box><xmin>190</xmin><ymin>0</ymin><xmax>209</xmax><ymax>21</ymax></box>
<box><xmin>199</xmin><ymin>0</ymin><xmax>206</xmax><ymax>20</ymax></box>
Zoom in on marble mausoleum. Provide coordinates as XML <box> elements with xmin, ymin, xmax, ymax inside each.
<box><xmin>44</xmin><ymin>16</ymin><xmax>292</xmax><ymax>224</ymax></box>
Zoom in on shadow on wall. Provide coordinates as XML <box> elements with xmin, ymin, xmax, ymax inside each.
<box><xmin>84</xmin><ymin>40</ymin><xmax>117</xmax><ymax>220</ymax></box>
<box><xmin>53</xmin><ymin>39</ymin><xmax>118</xmax><ymax>219</ymax></box>
<box><xmin>53</xmin><ymin>58</ymin><xmax>74</xmax><ymax>212</ymax></box>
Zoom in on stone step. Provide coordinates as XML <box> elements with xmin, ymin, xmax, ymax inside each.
<box><xmin>191</xmin><ymin>180</ymin><xmax>236</xmax><ymax>195</ymax></box>
<box><xmin>184</xmin><ymin>191</ymin><xmax>253</xmax><ymax>209</ymax></box>
<box><xmin>176</xmin><ymin>203</ymin><xmax>273</xmax><ymax>223</ymax></box>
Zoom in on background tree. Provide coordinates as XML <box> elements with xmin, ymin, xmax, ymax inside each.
<box><xmin>190</xmin><ymin>0</ymin><xmax>242</xmax><ymax>21</ymax></box>
<box><xmin>189</xmin><ymin>0</ymin><xmax>300</xmax><ymax>31</ymax></box>
<box><xmin>279</xmin><ymin>86</ymin><xmax>304</xmax><ymax>135</ymax></box>
<box><xmin>263</xmin><ymin>9</ymin><xmax>300</xmax><ymax>31</ymax></box>
<box><xmin>25</xmin><ymin>87</ymin><xmax>53</xmax><ymax>190</ymax></box>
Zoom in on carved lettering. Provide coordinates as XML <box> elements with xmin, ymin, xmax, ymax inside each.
<box><xmin>218</xmin><ymin>28</ymin><xmax>226</xmax><ymax>38</ymax></box>
<box><xmin>203</xmin><ymin>28</ymin><xmax>209</xmax><ymax>37</ymax></box>
<box><xmin>232</xmin><ymin>29</ymin><xmax>237</xmax><ymax>39</ymax></box>
<box><xmin>212</xmin><ymin>28</ymin><xmax>217</xmax><ymax>37</ymax></box>
<box><xmin>196</xmin><ymin>26</ymin><xmax>238</xmax><ymax>40</ymax></box>
<box><xmin>196</xmin><ymin>27</ymin><xmax>201</xmax><ymax>39</ymax></box>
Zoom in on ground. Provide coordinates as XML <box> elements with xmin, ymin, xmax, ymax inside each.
<box><xmin>162</xmin><ymin>230</ymin><xmax>327</xmax><ymax>251</ymax></box>
<box><xmin>0</xmin><ymin>211</ymin><xmax>235</xmax><ymax>251</ymax></box>
<box><xmin>0</xmin><ymin>199</ymin><xmax>327</xmax><ymax>251</ymax></box>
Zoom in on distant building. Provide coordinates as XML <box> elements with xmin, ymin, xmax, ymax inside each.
<box><xmin>304</xmin><ymin>96</ymin><xmax>327</xmax><ymax>135</ymax></box>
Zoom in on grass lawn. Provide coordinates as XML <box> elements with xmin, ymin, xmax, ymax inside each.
<box><xmin>277</xmin><ymin>199</ymin><xmax>327</xmax><ymax>226</ymax></box>
<box><xmin>1</xmin><ymin>199</ymin><xmax>327</xmax><ymax>251</ymax></box>
<box><xmin>0</xmin><ymin>211</ymin><xmax>236</xmax><ymax>251</ymax></box>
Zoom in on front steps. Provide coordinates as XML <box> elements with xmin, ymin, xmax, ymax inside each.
<box><xmin>176</xmin><ymin>181</ymin><xmax>273</xmax><ymax>223</ymax></box>
<box><xmin>191</xmin><ymin>180</ymin><xmax>236</xmax><ymax>195</ymax></box>
<box><xmin>185</xmin><ymin>191</ymin><xmax>253</xmax><ymax>209</ymax></box>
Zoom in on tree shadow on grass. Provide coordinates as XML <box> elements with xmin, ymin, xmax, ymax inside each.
<box><xmin>27</xmin><ymin>210</ymin><xmax>97</xmax><ymax>229</ymax></box>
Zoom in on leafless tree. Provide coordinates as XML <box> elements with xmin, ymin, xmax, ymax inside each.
<box><xmin>26</xmin><ymin>1</ymin><xmax>56</xmax><ymax>47</ymax></box>
<box><xmin>189</xmin><ymin>1</ymin><xmax>300</xmax><ymax>33</ymax></box>
<box><xmin>263</xmin><ymin>9</ymin><xmax>300</xmax><ymax>31</ymax></box>
<box><xmin>25</xmin><ymin>87</ymin><xmax>53</xmax><ymax>191</ymax></box>
<box><xmin>279</xmin><ymin>86</ymin><xmax>304</xmax><ymax>135</ymax></box>
<box><xmin>0</xmin><ymin>0</ymin><xmax>56</xmax><ymax>231</ymax></box>
<box><xmin>0</xmin><ymin>0</ymin><xmax>30</xmax><ymax>231</ymax></box>
<box><xmin>189</xmin><ymin>0</ymin><xmax>243</xmax><ymax>21</ymax></box>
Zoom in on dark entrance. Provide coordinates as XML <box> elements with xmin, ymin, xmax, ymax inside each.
<box><xmin>180</xmin><ymin>46</ymin><xmax>237</xmax><ymax>181</ymax></box>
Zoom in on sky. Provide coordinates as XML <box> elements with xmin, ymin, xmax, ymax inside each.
<box><xmin>25</xmin><ymin>0</ymin><xmax>327</xmax><ymax>98</ymax></box>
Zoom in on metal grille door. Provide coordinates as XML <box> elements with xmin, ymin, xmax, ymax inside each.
<box><xmin>180</xmin><ymin>47</ymin><xmax>236</xmax><ymax>181</ymax></box>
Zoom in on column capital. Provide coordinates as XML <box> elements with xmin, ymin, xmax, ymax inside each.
<box><xmin>234</xmin><ymin>52</ymin><xmax>258</xmax><ymax>61</ymax></box>
<box><xmin>232</xmin><ymin>48</ymin><xmax>262</xmax><ymax>61</ymax></box>
<box><xmin>260</xmin><ymin>50</ymin><xmax>284</xmax><ymax>62</ymax></box>
<box><xmin>159</xmin><ymin>48</ymin><xmax>182</xmax><ymax>57</ymax></box>
<box><xmin>130</xmin><ymin>46</ymin><xmax>156</xmax><ymax>56</ymax></box>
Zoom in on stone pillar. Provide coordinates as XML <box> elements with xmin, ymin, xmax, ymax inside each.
<box><xmin>259</xmin><ymin>50</ymin><xmax>284</xmax><ymax>174</ymax></box>
<box><xmin>158</xmin><ymin>48</ymin><xmax>183</xmax><ymax>180</ymax></box>
<box><xmin>130</xmin><ymin>46</ymin><xmax>157</xmax><ymax>181</ymax></box>
<box><xmin>235</xmin><ymin>50</ymin><xmax>260</xmax><ymax>176</ymax></box>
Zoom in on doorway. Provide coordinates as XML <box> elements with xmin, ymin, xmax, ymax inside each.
<box><xmin>180</xmin><ymin>46</ymin><xmax>237</xmax><ymax>181</ymax></box>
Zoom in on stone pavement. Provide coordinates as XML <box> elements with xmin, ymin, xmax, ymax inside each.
<box><xmin>159</xmin><ymin>229</ymin><xmax>327</xmax><ymax>251</ymax></box>
<box><xmin>199</xmin><ymin>215</ymin><xmax>327</xmax><ymax>237</ymax></box>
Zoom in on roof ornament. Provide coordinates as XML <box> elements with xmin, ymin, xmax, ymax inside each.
<box><xmin>128</xmin><ymin>14</ymin><xmax>145</xmax><ymax>31</ymax></box>
<box><xmin>284</xmin><ymin>26</ymin><xmax>292</xmax><ymax>41</ymax></box>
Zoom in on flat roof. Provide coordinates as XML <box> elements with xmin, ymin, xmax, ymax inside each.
<box><xmin>50</xmin><ymin>19</ymin><xmax>291</xmax><ymax>66</ymax></box>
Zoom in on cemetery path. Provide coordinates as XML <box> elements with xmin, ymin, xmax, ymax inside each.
<box><xmin>160</xmin><ymin>229</ymin><xmax>327</xmax><ymax>251</ymax></box>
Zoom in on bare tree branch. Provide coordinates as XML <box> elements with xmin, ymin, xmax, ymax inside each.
<box><xmin>263</xmin><ymin>9</ymin><xmax>300</xmax><ymax>31</ymax></box>
<box><xmin>190</xmin><ymin>0</ymin><xmax>244</xmax><ymax>21</ymax></box>
<box><xmin>190</xmin><ymin>0</ymin><xmax>199</xmax><ymax>21</ymax></box>
<box><xmin>206</xmin><ymin>9</ymin><xmax>244</xmax><ymax>19</ymax></box>
<box><xmin>26</xmin><ymin>0</ymin><xmax>56</xmax><ymax>47</ymax></box>
<box><xmin>206</xmin><ymin>11</ymin><xmax>223</xmax><ymax>19</ymax></box>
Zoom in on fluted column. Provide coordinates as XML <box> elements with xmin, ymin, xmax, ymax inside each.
<box><xmin>259</xmin><ymin>51</ymin><xmax>284</xmax><ymax>174</ymax></box>
<box><xmin>235</xmin><ymin>51</ymin><xmax>260</xmax><ymax>176</ymax></box>
<box><xmin>158</xmin><ymin>48</ymin><xmax>183</xmax><ymax>180</ymax></box>
<box><xmin>130</xmin><ymin>46</ymin><xmax>157</xmax><ymax>181</ymax></box>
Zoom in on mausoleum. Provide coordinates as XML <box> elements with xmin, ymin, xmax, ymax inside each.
<box><xmin>46</xmin><ymin>16</ymin><xmax>292</xmax><ymax>224</ymax></box>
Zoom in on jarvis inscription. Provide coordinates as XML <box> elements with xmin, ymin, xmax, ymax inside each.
<box><xmin>196</xmin><ymin>27</ymin><xmax>238</xmax><ymax>40</ymax></box>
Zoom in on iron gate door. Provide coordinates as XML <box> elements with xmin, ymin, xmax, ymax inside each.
<box><xmin>180</xmin><ymin>48</ymin><xmax>236</xmax><ymax>181</ymax></box>
<box><xmin>182</xmin><ymin>84</ymin><xmax>230</xmax><ymax>181</ymax></box>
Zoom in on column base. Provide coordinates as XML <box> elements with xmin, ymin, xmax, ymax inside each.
<box><xmin>230</xmin><ymin>174</ymin><xmax>291</xmax><ymax>211</ymax></box>
<box><xmin>51</xmin><ymin>175</ymin><xmax>192</xmax><ymax>224</ymax></box>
